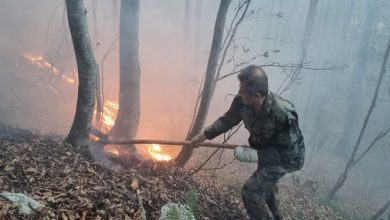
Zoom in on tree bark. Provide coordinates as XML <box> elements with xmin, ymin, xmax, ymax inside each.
<box><xmin>109</xmin><ymin>0</ymin><xmax>140</xmax><ymax>146</ymax></box>
<box><xmin>175</xmin><ymin>0</ymin><xmax>233</xmax><ymax>167</ymax></box>
<box><xmin>66</xmin><ymin>0</ymin><xmax>98</xmax><ymax>150</ymax></box>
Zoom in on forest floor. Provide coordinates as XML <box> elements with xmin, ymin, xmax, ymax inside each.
<box><xmin>0</xmin><ymin>124</ymin><xmax>346</xmax><ymax>219</ymax></box>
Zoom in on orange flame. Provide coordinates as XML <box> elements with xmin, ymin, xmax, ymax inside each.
<box><xmin>104</xmin><ymin>145</ymin><xmax>120</xmax><ymax>156</ymax></box>
<box><xmin>102</xmin><ymin>101</ymin><xmax>118</xmax><ymax>129</ymax></box>
<box><xmin>21</xmin><ymin>53</ymin><xmax>76</xmax><ymax>84</ymax></box>
<box><xmin>147</xmin><ymin>144</ymin><xmax>172</xmax><ymax>161</ymax></box>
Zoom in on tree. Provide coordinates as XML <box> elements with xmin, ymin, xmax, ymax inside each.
<box><xmin>336</xmin><ymin>0</ymin><xmax>380</xmax><ymax>157</ymax></box>
<box><xmin>109</xmin><ymin>0</ymin><xmax>140</xmax><ymax>150</ymax></box>
<box><xmin>65</xmin><ymin>0</ymin><xmax>99</xmax><ymax>153</ymax></box>
<box><xmin>175</xmin><ymin>0</ymin><xmax>233</xmax><ymax>167</ymax></box>
<box><xmin>302</xmin><ymin>0</ymin><xmax>319</xmax><ymax>52</ymax></box>
<box><xmin>327</xmin><ymin>39</ymin><xmax>390</xmax><ymax>200</ymax></box>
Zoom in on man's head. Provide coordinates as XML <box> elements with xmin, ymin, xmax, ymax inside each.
<box><xmin>238</xmin><ymin>65</ymin><xmax>268</xmax><ymax>108</ymax></box>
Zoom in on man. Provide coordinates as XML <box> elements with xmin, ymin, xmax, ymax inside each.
<box><xmin>191</xmin><ymin>65</ymin><xmax>305</xmax><ymax>220</ymax></box>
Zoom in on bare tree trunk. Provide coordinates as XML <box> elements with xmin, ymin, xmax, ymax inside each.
<box><xmin>175</xmin><ymin>0</ymin><xmax>233</xmax><ymax>167</ymax></box>
<box><xmin>194</xmin><ymin>0</ymin><xmax>202</xmax><ymax>69</ymax></box>
<box><xmin>336</xmin><ymin>0</ymin><xmax>379</xmax><ymax>156</ymax></box>
<box><xmin>183</xmin><ymin>0</ymin><xmax>191</xmax><ymax>45</ymax></box>
<box><xmin>328</xmin><ymin>39</ymin><xmax>390</xmax><ymax>200</ymax></box>
<box><xmin>302</xmin><ymin>0</ymin><xmax>319</xmax><ymax>51</ymax></box>
<box><xmin>95</xmin><ymin>66</ymin><xmax>103</xmax><ymax>128</ymax></box>
<box><xmin>181</xmin><ymin>0</ymin><xmax>192</xmax><ymax>86</ymax></box>
<box><xmin>113</xmin><ymin>0</ymin><xmax>119</xmax><ymax>33</ymax></box>
<box><xmin>65</xmin><ymin>0</ymin><xmax>98</xmax><ymax>151</ymax></box>
<box><xmin>336</xmin><ymin>0</ymin><xmax>355</xmax><ymax>61</ymax></box>
<box><xmin>109</xmin><ymin>0</ymin><xmax>140</xmax><ymax>147</ymax></box>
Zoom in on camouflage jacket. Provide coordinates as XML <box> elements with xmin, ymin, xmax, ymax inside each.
<box><xmin>204</xmin><ymin>92</ymin><xmax>305</xmax><ymax>173</ymax></box>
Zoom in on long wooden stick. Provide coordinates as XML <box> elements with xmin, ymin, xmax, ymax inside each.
<box><xmin>101</xmin><ymin>139</ymin><xmax>238</xmax><ymax>149</ymax></box>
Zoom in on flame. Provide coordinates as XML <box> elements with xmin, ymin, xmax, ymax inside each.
<box><xmin>90</xmin><ymin>135</ymin><xmax>100</xmax><ymax>141</ymax></box>
<box><xmin>104</xmin><ymin>146</ymin><xmax>120</xmax><ymax>156</ymax></box>
<box><xmin>21</xmin><ymin>53</ymin><xmax>76</xmax><ymax>84</ymax></box>
<box><xmin>147</xmin><ymin>144</ymin><xmax>172</xmax><ymax>161</ymax></box>
<box><xmin>100</xmin><ymin>100</ymin><xmax>119</xmax><ymax>130</ymax></box>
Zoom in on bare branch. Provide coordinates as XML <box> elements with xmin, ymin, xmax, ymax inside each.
<box><xmin>369</xmin><ymin>200</ymin><xmax>390</xmax><ymax>220</ymax></box>
<box><xmin>351</xmin><ymin>126</ymin><xmax>390</xmax><ymax>167</ymax></box>
<box><xmin>216</xmin><ymin>0</ymin><xmax>251</xmax><ymax>80</ymax></box>
<box><xmin>217</xmin><ymin>62</ymin><xmax>348</xmax><ymax>81</ymax></box>
<box><xmin>191</xmin><ymin>122</ymin><xmax>244</xmax><ymax>175</ymax></box>
<box><xmin>190</xmin><ymin>149</ymin><xmax>220</xmax><ymax>175</ymax></box>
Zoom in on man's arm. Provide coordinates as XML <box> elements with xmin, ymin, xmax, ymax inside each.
<box><xmin>203</xmin><ymin>96</ymin><xmax>243</xmax><ymax>140</ymax></box>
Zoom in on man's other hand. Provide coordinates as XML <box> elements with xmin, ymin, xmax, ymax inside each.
<box><xmin>190</xmin><ymin>132</ymin><xmax>207</xmax><ymax>147</ymax></box>
<box><xmin>234</xmin><ymin>146</ymin><xmax>258</xmax><ymax>163</ymax></box>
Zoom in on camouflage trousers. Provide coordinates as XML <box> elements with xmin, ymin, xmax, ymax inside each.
<box><xmin>242</xmin><ymin>168</ymin><xmax>285</xmax><ymax>220</ymax></box>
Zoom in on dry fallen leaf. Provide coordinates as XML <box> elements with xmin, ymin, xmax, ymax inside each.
<box><xmin>131</xmin><ymin>178</ymin><xmax>139</xmax><ymax>190</ymax></box>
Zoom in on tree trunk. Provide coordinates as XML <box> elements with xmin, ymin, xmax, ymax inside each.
<box><xmin>113</xmin><ymin>0</ymin><xmax>119</xmax><ymax>33</ymax></box>
<box><xmin>302</xmin><ymin>0</ymin><xmax>319</xmax><ymax>51</ymax></box>
<box><xmin>335</xmin><ymin>0</ymin><xmax>379</xmax><ymax>156</ymax></box>
<box><xmin>109</xmin><ymin>0</ymin><xmax>140</xmax><ymax>146</ymax></box>
<box><xmin>95</xmin><ymin>66</ymin><xmax>103</xmax><ymax>128</ymax></box>
<box><xmin>194</xmin><ymin>0</ymin><xmax>202</xmax><ymax>69</ymax></box>
<box><xmin>65</xmin><ymin>0</ymin><xmax>98</xmax><ymax>150</ymax></box>
<box><xmin>175</xmin><ymin>0</ymin><xmax>233</xmax><ymax>167</ymax></box>
<box><xmin>328</xmin><ymin>39</ymin><xmax>390</xmax><ymax>200</ymax></box>
<box><xmin>336</xmin><ymin>0</ymin><xmax>355</xmax><ymax>61</ymax></box>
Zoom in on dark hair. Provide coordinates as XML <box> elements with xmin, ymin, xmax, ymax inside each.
<box><xmin>237</xmin><ymin>65</ymin><xmax>268</xmax><ymax>96</ymax></box>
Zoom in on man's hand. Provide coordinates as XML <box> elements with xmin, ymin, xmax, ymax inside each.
<box><xmin>234</xmin><ymin>146</ymin><xmax>258</xmax><ymax>163</ymax></box>
<box><xmin>190</xmin><ymin>132</ymin><xmax>207</xmax><ymax>147</ymax></box>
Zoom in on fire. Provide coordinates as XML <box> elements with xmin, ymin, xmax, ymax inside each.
<box><xmin>104</xmin><ymin>146</ymin><xmax>120</xmax><ymax>156</ymax></box>
<box><xmin>147</xmin><ymin>144</ymin><xmax>172</xmax><ymax>161</ymax></box>
<box><xmin>94</xmin><ymin>103</ymin><xmax>173</xmax><ymax>161</ymax></box>
<box><xmin>101</xmin><ymin>101</ymin><xmax>118</xmax><ymax>129</ymax></box>
<box><xmin>21</xmin><ymin>53</ymin><xmax>76</xmax><ymax>85</ymax></box>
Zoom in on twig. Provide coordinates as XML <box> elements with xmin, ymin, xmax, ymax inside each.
<box><xmin>369</xmin><ymin>200</ymin><xmax>390</xmax><ymax>220</ymax></box>
<box><xmin>190</xmin><ymin>149</ymin><xmax>220</xmax><ymax>175</ymax></box>
<box><xmin>200</xmin><ymin>158</ymin><xmax>236</xmax><ymax>171</ymax></box>
<box><xmin>191</xmin><ymin>122</ymin><xmax>244</xmax><ymax>175</ymax></box>
<box><xmin>212</xmin><ymin>123</ymin><xmax>243</xmax><ymax>176</ymax></box>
